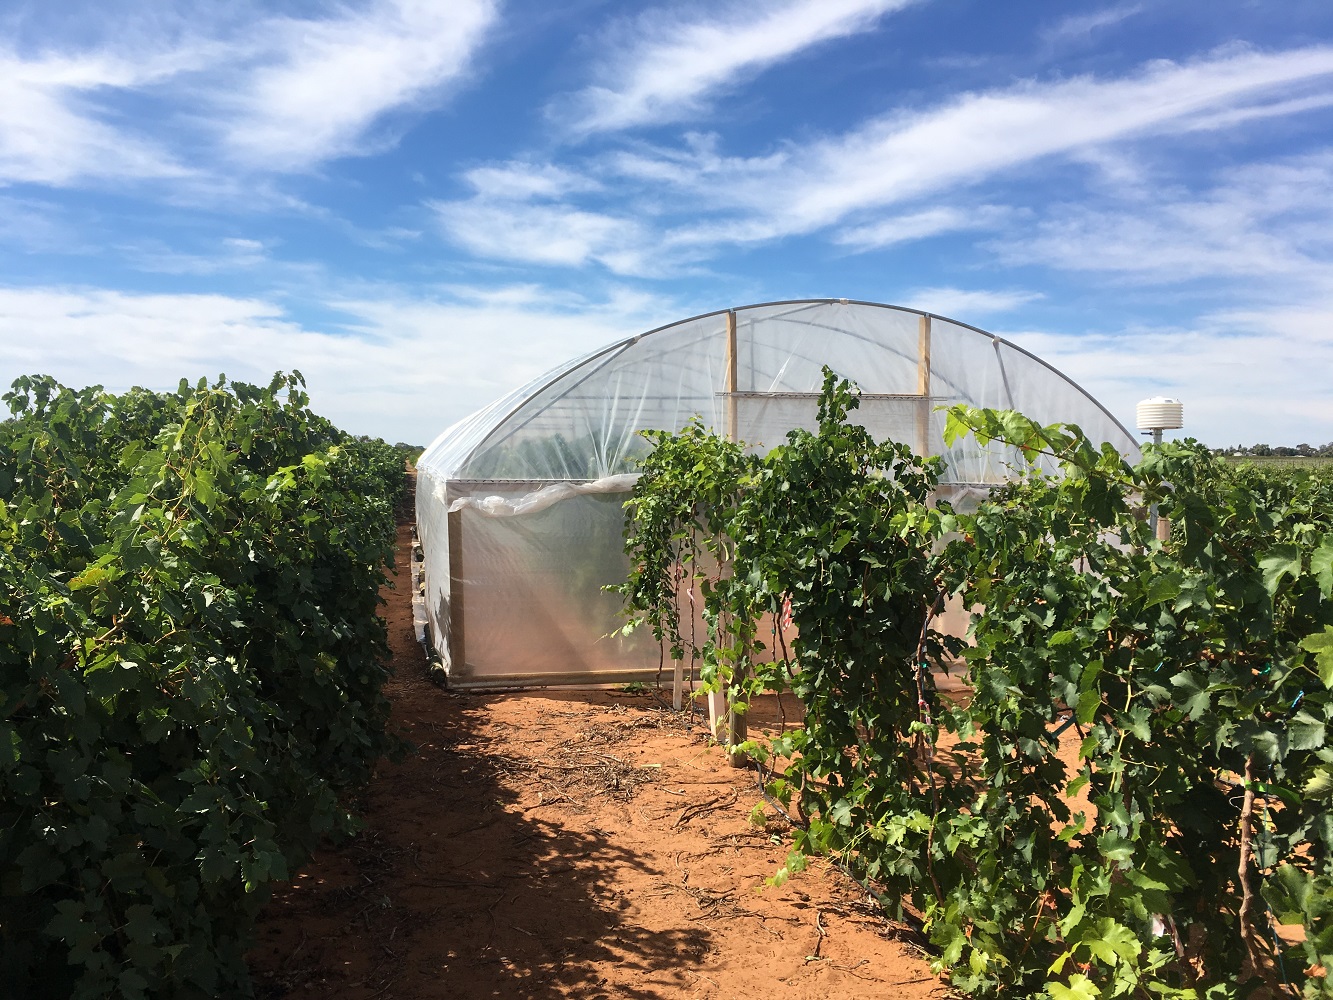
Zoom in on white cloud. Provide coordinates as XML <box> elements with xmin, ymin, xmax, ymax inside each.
<box><xmin>1041</xmin><ymin>4</ymin><xmax>1143</xmax><ymax>45</ymax></box>
<box><xmin>607</xmin><ymin>132</ymin><xmax>789</xmax><ymax>190</ymax></box>
<box><xmin>0</xmin><ymin>195</ymin><xmax>89</xmax><ymax>253</ymax></box>
<box><xmin>0</xmin><ymin>287</ymin><xmax>306</xmax><ymax>384</ymax></box>
<box><xmin>553</xmin><ymin>0</ymin><xmax>916</xmax><ymax>136</ymax></box>
<box><xmin>1175</xmin><ymin>91</ymin><xmax>1333</xmax><ymax>135</ymax></box>
<box><xmin>1004</xmin><ymin>315</ymin><xmax>1333</xmax><ymax>447</ymax></box>
<box><xmin>462</xmin><ymin>161</ymin><xmax>601</xmax><ymax>200</ymax></box>
<box><xmin>835</xmin><ymin>205</ymin><xmax>1016</xmax><ymax>250</ymax></box>
<box><xmin>5</xmin><ymin>281</ymin><xmax>1323</xmax><ymax>448</ymax></box>
<box><xmin>903</xmin><ymin>286</ymin><xmax>1044</xmax><ymax>317</ymax></box>
<box><xmin>996</xmin><ymin>152</ymin><xmax>1333</xmax><ymax>287</ymax></box>
<box><xmin>121</xmin><ymin>236</ymin><xmax>272</xmax><ymax>275</ymax></box>
<box><xmin>436</xmin><ymin>43</ymin><xmax>1333</xmax><ymax>272</ymax></box>
<box><xmin>430</xmin><ymin>158</ymin><xmax>685</xmax><ymax>276</ymax></box>
<box><xmin>0</xmin><ymin>0</ymin><xmax>498</xmax><ymax>187</ymax></box>
<box><xmin>220</xmin><ymin>0</ymin><xmax>498</xmax><ymax>170</ymax></box>
<box><xmin>431</xmin><ymin>198</ymin><xmax>654</xmax><ymax>274</ymax></box>
<box><xmin>0</xmin><ymin>50</ymin><xmax>188</xmax><ymax>185</ymax></box>
<box><xmin>596</xmin><ymin>44</ymin><xmax>1333</xmax><ymax>251</ymax></box>
<box><xmin>772</xmin><ymin>45</ymin><xmax>1333</xmax><ymax>235</ymax></box>
<box><xmin>0</xmin><ymin>283</ymin><xmax>672</xmax><ymax>444</ymax></box>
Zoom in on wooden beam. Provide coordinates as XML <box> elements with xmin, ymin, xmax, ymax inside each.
<box><xmin>916</xmin><ymin>314</ymin><xmax>932</xmax><ymax>458</ymax></box>
<box><xmin>724</xmin><ymin>308</ymin><xmax>738</xmax><ymax>442</ymax></box>
<box><xmin>714</xmin><ymin>309</ymin><xmax>749</xmax><ymax>763</ymax></box>
<box><xmin>708</xmin><ymin>689</ymin><xmax>726</xmax><ymax>739</ymax></box>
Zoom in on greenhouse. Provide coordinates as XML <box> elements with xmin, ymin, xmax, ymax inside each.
<box><xmin>415</xmin><ymin>299</ymin><xmax>1138</xmax><ymax>690</ymax></box>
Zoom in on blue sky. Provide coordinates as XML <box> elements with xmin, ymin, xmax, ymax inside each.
<box><xmin>2</xmin><ymin>0</ymin><xmax>1331</xmax><ymax>446</ymax></box>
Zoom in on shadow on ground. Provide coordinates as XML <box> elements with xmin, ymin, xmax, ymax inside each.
<box><xmin>249</xmin><ymin>515</ymin><xmax>709</xmax><ymax>1000</ymax></box>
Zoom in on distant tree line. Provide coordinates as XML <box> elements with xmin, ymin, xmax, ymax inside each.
<box><xmin>1212</xmin><ymin>442</ymin><xmax>1333</xmax><ymax>457</ymax></box>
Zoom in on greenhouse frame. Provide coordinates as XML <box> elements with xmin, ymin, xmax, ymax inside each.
<box><xmin>415</xmin><ymin>299</ymin><xmax>1138</xmax><ymax>690</ymax></box>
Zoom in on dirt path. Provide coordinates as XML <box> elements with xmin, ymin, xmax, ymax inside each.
<box><xmin>249</xmin><ymin>491</ymin><xmax>948</xmax><ymax>1000</ymax></box>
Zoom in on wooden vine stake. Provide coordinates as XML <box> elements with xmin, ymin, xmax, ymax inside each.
<box><xmin>1237</xmin><ymin>754</ymin><xmax>1266</xmax><ymax>980</ymax></box>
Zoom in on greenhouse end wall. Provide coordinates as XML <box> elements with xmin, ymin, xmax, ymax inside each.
<box><xmin>444</xmin><ymin>485</ymin><xmax>659</xmax><ymax>685</ymax></box>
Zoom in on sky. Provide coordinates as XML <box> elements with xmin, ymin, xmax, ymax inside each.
<box><xmin>2</xmin><ymin>0</ymin><xmax>1331</xmax><ymax>448</ymax></box>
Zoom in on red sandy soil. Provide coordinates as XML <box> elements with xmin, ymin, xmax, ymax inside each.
<box><xmin>248</xmin><ymin>497</ymin><xmax>951</xmax><ymax>1000</ymax></box>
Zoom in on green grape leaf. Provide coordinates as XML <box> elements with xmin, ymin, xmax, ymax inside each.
<box><xmin>1048</xmin><ymin>974</ymin><xmax>1101</xmax><ymax>1000</ymax></box>
<box><xmin>1260</xmin><ymin>544</ymin><xmax>1302</xmax><ymax>595</ymax></box>
<box><xmin>1079</xmin><ymin>918</ymin><xmax>1142</xmax><ymax>967</ymax></box>
<box><xmin>1097</xmin><ymin>832</ymin><xmax>1136</xmax><ymax>863</ymax></box>
<box><xmin>1304</xmin><ymin>767</ymin><xmax>1333</xmax><ymax>800</ymax></box>
<box><xmin>1300</xmin><ymin>626</ymin><xmax>1333</xmax><ymax>688</ymax></box>
<box><xmin>1312</xmin><ymin>535</ymin><xmax>1333</xmax><ymax>597</ymax></box>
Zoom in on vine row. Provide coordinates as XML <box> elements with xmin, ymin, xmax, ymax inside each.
<box><xmin>620</xmin><ymin>370</ymin><xmax>1333</xmax><ymax>998</ymax></box>
<box><xmin>0</xmin><ymin>374</ymin><xmax>407</xmax><ymax>999</ymax></box>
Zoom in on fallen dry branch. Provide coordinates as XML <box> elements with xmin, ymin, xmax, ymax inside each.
<box><xmin>673</xmin><ymin>788</ymin><xmax>740</xmax><ymax>828</ymax></box>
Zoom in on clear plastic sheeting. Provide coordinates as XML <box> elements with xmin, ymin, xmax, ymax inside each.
<box><xmin>447</xmin><ymin>474</ymin><xmax>641</xmax><ymax>517</ymax></box>
<box><xmin>416</xmin><ymin>299</ymin><xmax>1138</xmax><ymax>689</ymax></box>
<box><xmin>732</xmin><ymin>392</ymin><xmax>941</xmax><ymax>456</ymax></box>
<box><xmin>446</xmin><ymin>488</ymin><xmax>658</xmax><ymax>683</ymax></box>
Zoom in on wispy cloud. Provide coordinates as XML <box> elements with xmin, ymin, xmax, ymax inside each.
<box><xmin>749</xmin><ymin>44</ymin><xmax>1333</xmax><ymax>238</ymax></box>
<box><xmin>0</xmin><ymin>194</ymin><xmax>91</xmax><ymax>253</ymax></box>
<box><xmin>122</xmin><ymin>236</ymin><xmax>272</xmax><ymax>275</ymax></box>
<box><xmin>1041</xmin><ymin>4</ymin><xmax>1143</xmax><ymax>46</ymax></box>
<box><xmin>551</xmin><ymin>0</ymin><xmax>917</xmax><ymax>137</ymax></box>
<box><xmin>442</xmin><ymin>45</ymin><xmax>1333</xmax><ymax>276</ymax></box>
<box><xmin>835</xmin><ymin>205</ymin><xmax>1016</xmax><ymax>250</ymax></box>
<box><xmin>903</xmin><ymin>286</ymin><xmax>1044</xmax><ymax>317</ymax></box>
<box><xmin>462</xmin><ymin>161</ymin><xmax>601</xmax><ymax>200</ymax></box>
<box><xmin>0</xmin><ymin>50</ymin><xmax>188</xmax><ymax>185</ymax></box>
<box><xmin>1005</xmin><ymin>313</ymin><xmax>1333</xmax><ymax>447</ymax></box>
<box><xmin>0</xmin><ymin>281</ymin><xmax>673</xmax><ymax>442</ymax></box>
<box><xmin>432</xmin><ymin>197</ymin><xmax>651</xmax><ymax>273</ymax></box>
<box><xmin>995</xmin><ymin>152</ymin><xmax>1333</xmax><ymax>288</ymax></box>
<box><xmin>448</xmin><ymin>45</ymin><xmax>1333</xmax><ymax>273</ymax></box>
<box><xmin>429</xmin><ymin>159</ymin><xmax>654</xmax><ymax>274</ymax></box>
<box><xmin>0</xmin><ymin>0</ymin><xmax>498</xmax><ymax>187</ymax></box>
<box><xmin>220</xmin><ymin>0</ymin><xmax>498</xmax><ymax>170</ymax></box>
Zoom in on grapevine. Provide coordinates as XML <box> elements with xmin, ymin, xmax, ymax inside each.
<box><xmin>621</xmin><ymin>371</ymin><xmax>1333</xmax><ymax>998</ymax></box>
<box><xmin>0</xmin><ymin>374</ymin><xmax>406</xmax><ymax>999</ymax></box>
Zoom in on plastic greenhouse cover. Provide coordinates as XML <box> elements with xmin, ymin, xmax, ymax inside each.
<box><xmin>418</xmin><ymin>301</ymin><xmax>1136</xmax><ymax>487</ymax></box>
<box><xmin>447</xmin><ymin>474</ymin><xmax>641</xmax><ymax>517</ymax></box>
